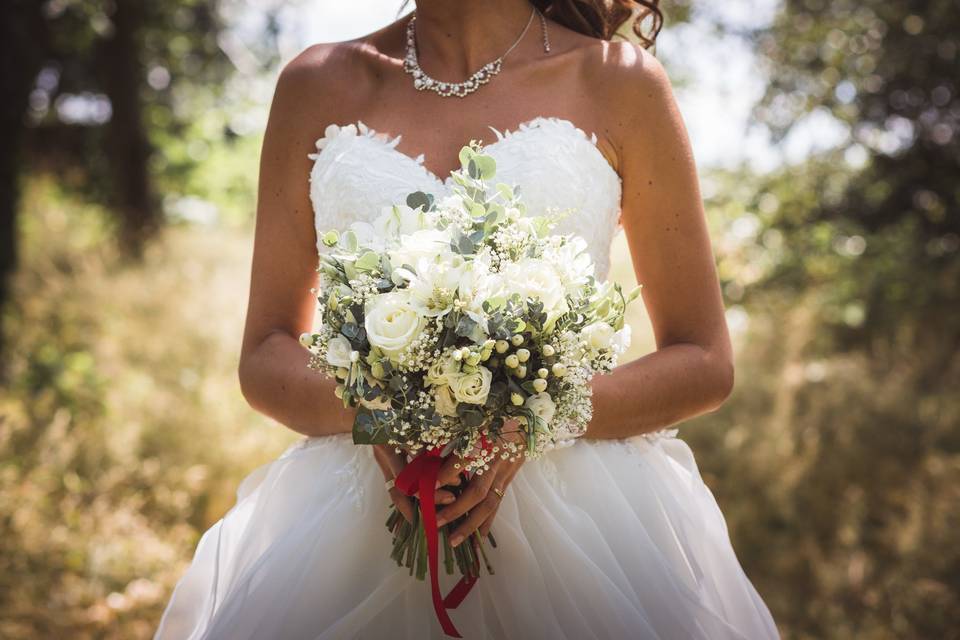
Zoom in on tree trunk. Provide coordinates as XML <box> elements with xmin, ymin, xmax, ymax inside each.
<box><xmin>0</xmin><ymin>0</ymin><xmax>47</xmax><ymax>361</ymax></box>
<box><xmin>98</xmin><ymin>0</ymin><xmax>158</xmax><ymax>254</ymax></box>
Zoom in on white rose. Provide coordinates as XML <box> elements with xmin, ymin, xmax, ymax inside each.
<box><xmin>326</xmin><ymin>335</ymin><xmax>354</xmax><ymax>368</ymax></box>
<box><xmin>389</xmin><ymin>229</ymin><xmax>452</xmax><ymax>268</ymax></box>
<box><xmin>364</xmin><ymin>291</ymin><xmax>427</xmax><ymax>359</ymax></box>
<box><xmin>425</xmin><ymin>351</ymin><xmax>461</xmax><ymax>386</ymax></box>
<box><xmin>502</xmin><ymin>259</ymin><xmax>568</xmax><ymax>316</ymax></box>
<box><xmin>582</xmin><ymin>321</ymin><xmax>616</xmax><ymax>353</ymax></box>
<box><xmin>449</xmin><ymin>365</ymin><xmax>492</xmax><ymax>405</ymax></box>
<box><xmin>524</xmin><ymin>392</ymin><xmax>557</xmax><ymax>426</ymax></box>
<box><xmin>434</xmin><ymin>384</ymin><xmax>459</xmax><ymax>417</ymax></box>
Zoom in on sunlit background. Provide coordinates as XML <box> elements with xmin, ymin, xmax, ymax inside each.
<box><xmin>1</xmin><ymin>1</ymin><xmax>957</xmax><ymax>638</ymax></box>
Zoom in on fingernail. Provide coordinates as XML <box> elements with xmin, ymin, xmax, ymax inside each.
<box><xmin>450</xmin><ymin>535</ymin><xmax>463</xmax><ymax>547</ymax></box>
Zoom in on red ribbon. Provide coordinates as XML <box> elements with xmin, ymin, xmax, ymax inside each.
<box><xmin>394</xmin><ymin>448</ymin><xmax>478</xmax><ymax>638</ymax></box>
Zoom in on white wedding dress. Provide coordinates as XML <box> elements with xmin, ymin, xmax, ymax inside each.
<box><xmin>155</xmin><ymin>116</ymin><xmax>780</xmax><ymax>639</ymax></box>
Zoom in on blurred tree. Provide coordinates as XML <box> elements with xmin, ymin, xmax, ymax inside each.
<box><xmin>750</xmin><ymin>0</ymin><xmax>958</xmax><ymax>346</ymax></box>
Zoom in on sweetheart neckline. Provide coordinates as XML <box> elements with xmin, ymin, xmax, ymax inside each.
<box><xmin>311</xmin><ymin>115</ymin><xmax>623</xmax><ymax>191</ymax></box>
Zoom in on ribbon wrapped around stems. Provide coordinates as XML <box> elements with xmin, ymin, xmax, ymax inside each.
<box><xmin>394</xmin><ymin>448</ymin><xmax>479</xmax><ymax>638</ymax></box>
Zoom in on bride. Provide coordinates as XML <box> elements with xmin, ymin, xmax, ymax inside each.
<box><xmin>155</xmin><ymin>1</ymin><xmax>780</xmax><ymax>638</ymax></box>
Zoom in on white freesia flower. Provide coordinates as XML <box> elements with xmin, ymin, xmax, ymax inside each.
<box><xmin>364</xmin><ymin>291</ymin><xmax>427</xmax><ymax>359</ymax></box>
<box><xmin>326</xmin><ymin>335</ymin><xmax>354</xmax><ymax>368</ymax></box>
<box><xmin>456</xmin><ymin>261</ymin><xmax>504</xmax><ymax>336</ymax></box>
<box><xmin>611</xmin><ymin>324</ymin><xmax>632</xmax><ymax>355</ymax></box>
<box><xmin>346</xmin><ymin>221</ymin><xmax>385</xmax><ymax>251</ymax></box>
<box><xmin>549</xmin><ymin>236</ymin><xmax>594</xmax><ymax>291</ymax></box>
<box><xmin>449</xmin><ymin>365</ymin><xmax>493</xmax><ymax>405</ymax></box>
<box><xmin>524</xmin><ymin>391</ymin><xmax>557</xmax><ymax>426</ymax></box>
<box><xmin>388</xmin><ymin>229</ymin><xmax>452</xmax><ymax>268</ymax></box>
<box><xmin>373</xmin><ymin>204</ymin><xmax>425</xmax><ymax>241</ymax></box>
<box><xmin>582</xmin><ymin>321</ymin><xmax>616</xmax><ymax>353</ymax></box>
<box><xmin>434</xmin><ymin>384</ymin><xmax>459</xmax><ymax>417</ymax></box>
<box><xmin>398</xmin><ymin>253</ymin><xmax>467</xmax><ymax>317</ymax></box>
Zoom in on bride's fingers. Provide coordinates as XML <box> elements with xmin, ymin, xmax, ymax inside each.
<box><xmin>435</xmin><ymin>459</ymin><xmax>501</xmax><ymax>528</ymax></box>
<box><xmin>447</xmin><ymin>480</ymin><xmax>506</xmax><ymax>547</ymax></box>
<box><xmin>477</xmin><ymin>461</ymin><xmax>520</xmax><ymax>537</ymax></box>
<box><xmin>388</xmin><ymin>488</ymin><xmax>416</xmax><ymax>523</ymax></box>
<box><xmin>434</xmin><ymin>455</ymin><xmax>465</xmax><ymax>489</ymax></box>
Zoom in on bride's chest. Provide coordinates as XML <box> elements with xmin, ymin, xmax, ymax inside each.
<box><xmin>307</xmin><ymin>116</ymin><xmax>624</xmax><ymax>279</ymax></box>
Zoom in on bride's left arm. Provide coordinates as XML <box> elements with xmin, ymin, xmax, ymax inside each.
<box><xmin>586</xmin><ymin>44</ymin><xmax>734</xmax><ymax>440</ymax></box>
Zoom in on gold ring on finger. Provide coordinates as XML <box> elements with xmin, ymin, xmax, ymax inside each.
<box><xmin>492</xmin><ymin>487</ymin><xmax>505</xmax><ymax>500</ymax></box>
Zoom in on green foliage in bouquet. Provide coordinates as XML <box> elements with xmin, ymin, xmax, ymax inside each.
<box><xmin>302</xmin><ymin>140</ymin><xmax>640</xmax><ymax>466</ymax></box>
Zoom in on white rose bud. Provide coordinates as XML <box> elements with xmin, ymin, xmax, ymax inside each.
<box><xmin>495</xmin><ymin>340</ymin><xmax>509</xmax><ymax>353</ymax></box>
<box><xmin>510</xmin><ymin>392</ymin><xmax>524</xmax><ymax>406</ymax></box>
<box><xmin>552</xmin><ymin>362</ymin><xmax>567</xmax><ymax>377</ymax></box>
<box><xmin>515</xmin><ymin>364</ymin><xmax>527</xmax><ymax>378</ymax></box>
<box><xmin>364</xmin><ymin>291</ymin><xmax>427</xmax><ymax>360</ymax></box>
<box><xmin>581</xmin><ymin>321</ymin><xmax>616</xmax><ymax>353</ymax></box>
<box><xmin>504</xmin><ymin>354</ymin><xmax>520</xmax><ymax>368</ymax></box>
<box><xmin>524</xmin><ymin>391</ymin><xmax>557</xmax><ymax>426</ymax></box>
<box><xmin>326</xmin><ymin>335</ymin><xmax>354</xmax><ymax>368</ymax></box>
<box><xmin>510</xmin><ymin>334</ymin><xmax>524</xmax><ymax>346</ymax></box>
<box><xmin>542</xmin><ymin>344</ymin><xmax>556</xmax><ymax>357</ymax></box>
<box><xmin>537</xmin><ymin>367</ymin><xmax>549</xmax><ymax>378</ymax></box>
<box><xmin>532</xmin><ymin>378</ymin><xmax>548</xmax><ymax>392</ymax></box>
<box><xmin>516</xmin><ymin>348</ymin><xmax>530</xmax><ymax>363</ymax></box>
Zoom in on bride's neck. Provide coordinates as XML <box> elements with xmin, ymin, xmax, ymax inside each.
<box><xmin>409</xmin><ymin>0</ymin><xmax>537</xmax><ymax>78</ymax></box>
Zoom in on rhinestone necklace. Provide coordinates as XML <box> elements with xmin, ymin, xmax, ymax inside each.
<box><xmin>403</xmin><ymin>6</ymin><xmax>550</xmax><ymax>98</ymax></box>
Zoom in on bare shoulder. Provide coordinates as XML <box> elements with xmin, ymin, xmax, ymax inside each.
<box><xmin>269</xmin><ymin>41</ymin><xmax>376</xmax><ymax>126</ymax></box>
<box><xmin>578</xmin><ymin>40</ymin><xmax>685</xmax><ymax>152</ymax></box>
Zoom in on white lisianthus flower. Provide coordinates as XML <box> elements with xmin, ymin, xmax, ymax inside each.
<box><xmin>373</xmin><ymin>204</ymin><xmax>425</xmax><ymax>241</ymax></box>
<box><xmin>398</xmin><ymin>253</ymin><xmax>467</xmax><ymax>317</ymax></box>
<box><xmin>449</xmin><ymin>365</ymin><xmax>493</xmax><ymax>405</ymax></box>
<box><xmin>388</xmin><ymin>229</ymin><xmax>452</xmax><ymax>268</ymax></box>
<box><xmin>364</xmin><ymin>291</ymin><xmax>427</xmax><ymax>359</ymax></box>
<box><xmin>582</xmin><ymin>321</ymin><xmax>616</xmax><ymax>353</ymax></box>
<box><xmin>326</xmin><ymin>335</ymin><xmax>354</xmax><ymax>368</ymax></box>
<box><xmin>502</xmin><ymin>258</ymin><xmax>569</xmax><ymax>317</ymax></box>
<box><xmin>524</xmin><ymin>391</ymin><xmax>557</xmax><ymax>426</ymax></box>
<box><xmin>611</xmin><ymin>324</ymin><xmax>632</xmax><ymax>355</ymax></box>
<box><xmin>434</xmin><ymin>384</ymin><xmax>459</xmax><ymax>417</ymax></box>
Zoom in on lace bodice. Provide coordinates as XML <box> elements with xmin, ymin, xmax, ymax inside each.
<box><xmin>307</xmin><ymin>115</ymin><xmax>623</xmax><ymax>280</ymax></box>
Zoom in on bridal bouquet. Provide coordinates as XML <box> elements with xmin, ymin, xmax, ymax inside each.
<box><xmin>301</xmin><ymin>140</ymin><xmax>638</xmax><ymax>635</ymax></box>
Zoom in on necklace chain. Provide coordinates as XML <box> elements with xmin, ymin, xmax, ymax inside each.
<box><xmin>403</xmin><ymin>7</ymin><xmax>550</xmax><ymax>99</ymax></box>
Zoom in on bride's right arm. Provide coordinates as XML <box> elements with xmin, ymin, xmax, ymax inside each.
<box><xmin>237</xmin><ymin>47</ymin><xmax>356</xmax><ymax>437</ymax></box>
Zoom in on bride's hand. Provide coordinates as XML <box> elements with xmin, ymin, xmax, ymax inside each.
<box><xmin>373</xmin><ymin>444</ymin><xmax>457</xmax><ymax>524</ymax></box>
<box><xmin>433</xmin><ymin>422</ymin><xmax>526</xmax><ymax>547</ymax></box>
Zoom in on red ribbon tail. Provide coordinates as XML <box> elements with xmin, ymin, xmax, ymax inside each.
<box><xmin>396</xmin><ymin>450</ymin><xmax>469</xmax><ymax>638</ymax></box>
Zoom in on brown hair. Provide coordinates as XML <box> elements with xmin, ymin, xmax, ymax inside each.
<box><xmin>397</xmin><ymin>1</ymin><xmax>663</xmax><ymax>50</ymax></box>
<box><xmin>530</xmin><ymin>0</ymin><xmax>662</xmax><ymax>49</ymax></box>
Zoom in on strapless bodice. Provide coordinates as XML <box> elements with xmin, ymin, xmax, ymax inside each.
<box><xmin>307</xmin><ymin>116</ymin><xmax>623</xmax><ymax>280</ymax></box>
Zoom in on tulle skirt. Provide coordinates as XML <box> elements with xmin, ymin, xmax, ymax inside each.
<box><xmin>154</xmin><ymin>432</ymin><xmax>779</xmax><ymax>639</ymax></box>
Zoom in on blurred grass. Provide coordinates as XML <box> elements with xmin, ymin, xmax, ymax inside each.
<box><xmin>0</xmin><ymin>178</ymin><xmax>297</xmax><ymax>639</ymax></box>
<box><xmin>1</xmin><ymin>178</ymin><xmax>957</xmax><ymax>639</ymax></box>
